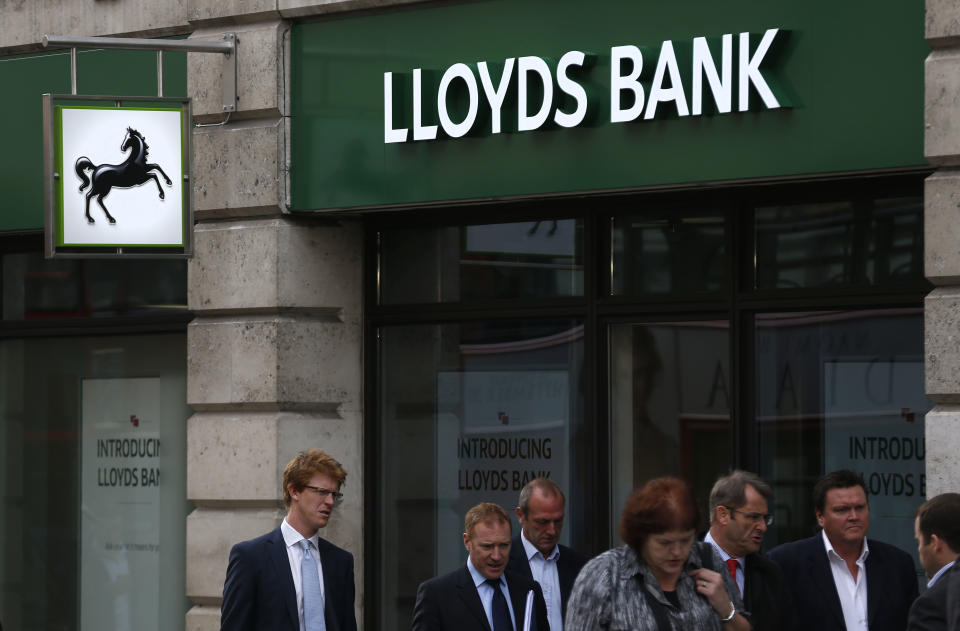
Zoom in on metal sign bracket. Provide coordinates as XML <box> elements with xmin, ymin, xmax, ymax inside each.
<box><xmin>43</xmin><ymin>33</ymin><xmax>237</xmax><ymax>110</ymax></box>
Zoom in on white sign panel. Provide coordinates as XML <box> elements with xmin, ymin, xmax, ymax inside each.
<box><xmin>81</xmin><ymin>377</ymin><xmax>162</xmax><ymax>631</ymax></box>
<box><xmin>59</xmin><ymin>107</ymin><xmax>184</xmax><ymax>246</ymax></box>
<box><xmin>823</xmin><ymin>361</ymin><xmax>929</xmax><ymax>561</ymax></box>
<box><xmin>435</xmin><ymin>370</ymin><xmax>569</xmax><ymax>574</ymax></box>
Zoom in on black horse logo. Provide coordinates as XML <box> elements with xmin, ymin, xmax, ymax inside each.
<box><xmin>75</xmin><ymin>127</ymin><xmax>173</xmax><ymax>225</ymax></box>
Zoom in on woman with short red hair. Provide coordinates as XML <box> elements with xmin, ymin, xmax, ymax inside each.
<box><xmin>565</xmin><ymin>477</ymin><xmax>750</xmax><ymax>630</ymax></box>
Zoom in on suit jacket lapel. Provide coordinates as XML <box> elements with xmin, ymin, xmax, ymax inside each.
<box><xmin>864</xmin><ymin>542</ymin><xmax>882</xmax><ymax>628</ymax></box>
<box><xmin>318</xmin><ymin>539</ymin><xmax>341</xmax><ymax>631</ymax></box>
<box><xmin>510</xmin><ymin>535</ymin><xmax>534</xmax><ymax>582</ymax></box>
<box><xmin>557</xmin><ymin>547</ymin><xmax>576</xmax><ymax>612</ymax></box>
<box><xmin>268</xmin><ymin>528</ymin><xmax>300</xmax><ymax>631</ymax></box>
<box><xmin>807</xmin><ymin>536</ymin><xmax>846</xmax><ymax>628</ymax></box>
<box><xmin>743</xmin><ymin>554</ymin><xmax>757</xmax><ymax>611</ymax></box>
<box><xmin>457</xmin><ymin>566</ymin><xmax>493</xmax><ymax>631</ymax></box>
<box><xmin>507</xmin><ymin>573</ymin><xmax>532</xmax><ymax>631</ymax></box>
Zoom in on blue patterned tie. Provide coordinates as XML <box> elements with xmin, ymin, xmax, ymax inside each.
<box><xmin>300</xmin><ymin>539</ymin><xmax>326</xmax><ymax>631</ymax></box>
<box><xmin>486</xmin><ymin>578</ymin><xmax>513</xmax><ymax>631</ymax></box>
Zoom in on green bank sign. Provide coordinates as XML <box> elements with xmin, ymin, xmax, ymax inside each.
<box><xmin>385</xmin><ymin>29</ymin><xmax>786</xmax><ymax>143</ymax></box>
<box><xmin>291</xmin><ymin>0</ymin><xmax>926</xmax><ymax>212</ymax></box>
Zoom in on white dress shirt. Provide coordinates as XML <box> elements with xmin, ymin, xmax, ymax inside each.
<box><xmin>467</xmin><ymin>557</ymin><xmax>518</xmax><ymax>631</ymax></box>
<box><xmin>281</xmin><ymin>518</ymin><xmax>326</xmax><ymax>631</ymax></box>
<box><xmin>520</xmin><ymin>531</ymin><xmax>563</xmax><ymax>631</ymax></box>
<box><xmin>928</xmin><ymin>558</ymin><xmax>956</xmax><ymax>588</ymax></box>
<box><xmin>822</xmin><ymin>529</ymin><xmax>869</xmax><ymax>631</ymax></box>
<box><xmin>704</xmin><ymin>530</ymin><xmax>745</xmax><ymax>595</ymax></box>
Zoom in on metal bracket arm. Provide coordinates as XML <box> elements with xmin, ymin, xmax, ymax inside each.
<box><xmin>43</xmin><ymin>33</ymin><xmax>238</xmax><ymax>111</ymax></box>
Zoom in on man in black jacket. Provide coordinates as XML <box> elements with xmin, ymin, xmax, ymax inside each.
<box><xmin>768</xmin><ymin>469</ymin><xmax>918</xmax><ymax>631</ymax></box>
<box><xmin>507</xmin><ymin>478</ymin><xmax>588</xmax><ymax>631</ymax></box>
<box><xmin>703</xmin><ymin>470</ymin><xmax>797</xmax><ymax>631</ymax></box>
<box><xmin>412</xmin><ymin>502</ymin><xmax>549</xmax><ymax>631</ymax></box>
<box><xmin>908</xmin><ymin>493</ymin><xmax>960</xmax><ymax>631</ymax></box>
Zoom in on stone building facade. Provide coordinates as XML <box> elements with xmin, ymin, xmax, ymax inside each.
<box><xmin>0</xmin><ymin>1</ymin><xmax>956</xmax><ymax>630</ymax></box>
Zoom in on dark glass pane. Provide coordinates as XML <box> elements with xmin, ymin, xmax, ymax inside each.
<box><xmin>378</xmin><ymin>319</ymin><xmax>585</xmax><ymax>631</ymax></box>
<box><xmin>609</xmin><ymin>321</ymin><xmax>731</xmax><ymax>541</ymax></box>
<box><xmin>754</xmin><ymin>196</ymin><xmax>923</xmax><ymax>289</ymax></box>
<box><xmin>378</xmin><ymin>219</ymin><xmax>583</xmax><ymax>304</ymax></box>
<box><xmin>611</xmin><ymin>211</ymin><xmax>727</xmax><ymax>295</ymax></box>
<box><xmin>756</xmin><ymin>309</ymin><xmax>931</xmax><ymax>570</ymax></box>
<box><xmin>0</xmin><ymin>333</ymin><xmax>190</xmax><ymax>631</ymax></box>
<box><xmin>2</xmin><ymin>253</ymin><xmax>187</xmax><ymax>319</ymax></box>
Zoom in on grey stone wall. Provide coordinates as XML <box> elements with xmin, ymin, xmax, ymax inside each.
<box><xmin>925</xmin><ymin>1</ymin><xmax>960</xmax><ymax>495</ymax></box>
<box><xmin>185</xmin><ymin>7</ymin><xmax>365</xmax><ymax>631</ymax></box>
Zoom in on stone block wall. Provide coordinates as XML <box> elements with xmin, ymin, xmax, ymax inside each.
<box><xmin>925</xmin><ymin>0</ymin><xmax>960</xmax><ymax>495</ymax></box>
<box><xmin>185</xmin><ymin>7</ymin><xmax>365</xmax><ymax>630</ymax></box>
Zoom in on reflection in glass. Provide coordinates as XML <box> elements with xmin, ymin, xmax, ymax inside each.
<box><xmin>378</xmin><ymin>319</ymin><xmax>584</xmax><ymax>631</ymax></box>
<box><xmin>0</xmin><ymin>333</ymin><xmax>190</xmax><ymax>631</ymax></box>
<box><xmin>755</xmin><ymin>309</ymin><xmax>931</xmax><ymax>564</ymax></box>
<box><xmin>754</xmin><ymin>197</ymin><xmax>922</xmax><ymax>289</ymax></box>
<box><xmin>611</xmin><ymin>212</ymin><xmax>726</xmax><ymax>295</ymax></box>
<box><xmin>609</xmin><ymin>321</ymin><xmax>731</xmax><ymax>543</ymax></box>
<box><xmin>2</xmin><ymin>253</ymin><xmax>187</xmax><ymax>319</ymax></box>
<box><xmin>378</xmin><ymin>219</ymin><xmax>583</xmax><ymax>304</ymax></box>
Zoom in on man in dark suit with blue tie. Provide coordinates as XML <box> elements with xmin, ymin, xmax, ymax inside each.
<box><xmin>507</xmin><ymin>478</ymin><xmax>587</xmax><ymax>631</ymax></box>
<box><xmin>412</xmin><ymin>502</ymin><xmax>550</xmax><ymax>631</ymax></box>
<box><xmin>768</xmin><ymin>469</ymin><xmax>918</xmax><ymax>631</ymax></box>
<box><xmin>907</xmin><ymin>492</ymin><xmax>960</xmax><ymax>631</ymax></box>
<box><xmin>221</xmin><ymin>449</ymin><xmax>358</xmax><ymax>631</ymax></box>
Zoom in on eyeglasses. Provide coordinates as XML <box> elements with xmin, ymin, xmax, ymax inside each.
<box><xmin>724</xmin><ymin>506</ymin><xmax>774</xmax><ymax>526</ymax></box>
<box><xmin>303</xmin><ymin>485</ymin><xmax>344</xmax><ymax>505</ymax></box>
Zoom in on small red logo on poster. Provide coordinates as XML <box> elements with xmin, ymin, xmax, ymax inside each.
<box><xmin>130</xmin><ymin>414</ymin><xmax>140</xmax><ymax>427</ymax></box>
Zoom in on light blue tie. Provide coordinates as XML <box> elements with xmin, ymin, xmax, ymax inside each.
<box><xmin>300</xmin><ymin>539</ymin><xmax>326</xmax><ymax>631</ymax></box>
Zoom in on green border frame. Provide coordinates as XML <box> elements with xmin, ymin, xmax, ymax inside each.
<box><xmin>43</xmin><ymin>94</ymin><xmax>193</xmax><ymax>258</ymax></box>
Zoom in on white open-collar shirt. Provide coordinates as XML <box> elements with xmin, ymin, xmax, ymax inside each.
<box><xmin>822</xmin><ymin>529</ymin><xmax>869</xmax><ymax>631</ymax></box>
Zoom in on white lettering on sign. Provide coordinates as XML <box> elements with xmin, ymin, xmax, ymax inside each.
<box><xmin>384</xmin><ymin>28</ymin><xmax>786</xmax><ymax>143</ymax></box>
<box><xmin>692</xmin><ymin>34</ymin><xmax>732</xmax><ymax>115</ymax></box>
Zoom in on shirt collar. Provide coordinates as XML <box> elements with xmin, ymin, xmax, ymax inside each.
<box><xmin>704</xmin><ymin>530</ymin><xmax>746</xmax><ymax>566</ymax></box>
<box><xmin>928</xmin><ymin>559</ymin><xmax>956</xmax><ymax>587</ymax></box>
<box><xmin>467</xmin><ymin>557</ymin><xmax>506</xmax><ymax>589</ymax></box>
<box><xmin>281</xmin><ymin>517</ymin><xmax>319</xmax><ymax>549</ymax></box>
<box><xmin>521</xmin><ymin>530</ymin><xmax>560</xmax><ymax>562</ymax></box>
<box><xmin>821</xmin><ymin>529</ymin><xmax>869</xmax><ymax>564</ymax></box>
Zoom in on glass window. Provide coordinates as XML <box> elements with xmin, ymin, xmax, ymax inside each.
<box><xmin>378</xmin><ymin>219</ymin><xmax>583</xmax><ymax>304</ymax></box>
<box><xmin>609</xmin><ymin>321</ymin><xmax>731</xmax><ymax>542</ymax></box>
<box><xmin>2</xmin><ymin>253</ymin><xmax>187</xmax><ymax>319</ymax></box>
<box><xmin>611</xmin><ymin>211</ymin><xmax>727</xmax><ymax>296</ymax></box>
<box><xmin>754</xmin><ymin>196</ymin><xmax>923</xmax><ymax>290</ymax></box>
<box><xmin>377</xmin><ymin>319</ymin><xmax>585</xmax><ymax>630</ymax></box>
<box><xmin>0</xmin><ymin>333</ymin><xmax>191</xmax><ymax>631</ymax></box>
<box><xmin>756</xmin><ymin>308</ymin><xmax>931</xmax><ymax>566</ymax></box>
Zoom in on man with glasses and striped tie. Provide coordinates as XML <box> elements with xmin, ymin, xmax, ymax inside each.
<box><xmin>221</xmin><ymin>449</ymin><xmax>357</xmax><ymax>631</ymax></box>
<box><xmin>704</xmin><ymin>470</ymin><xmax>797</xmax><ymax>631</ymax></box>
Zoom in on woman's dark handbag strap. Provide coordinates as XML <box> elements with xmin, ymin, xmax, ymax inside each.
<box><xmin>636</xmin><ymin>574</ymin><xmax>674</xmax><ymax>631</ymax></box>
<box><xmin>635</xmin><ymin>542</ymin><xmax>719</xmax><ymax>631</ymax></box>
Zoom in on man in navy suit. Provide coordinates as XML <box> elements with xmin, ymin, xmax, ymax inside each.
<box><xmin>412</xmin><ymin>502</ymin><xmax>549</xmax><ymax>631</ymax></box>
<box><xmin>768</xmin><ymin>469</ymin><xmax>918</xmax><ymax>631</ymax></box>
<box><xmin>907</xmin><ymin>492</ymin><xmax>960</xmax><ymax>631</ymax></box>
<box><xmin>221</xmin><ymin>449</ymin><xmax>357</xmax><ymax>631</ymax></box>
<box><xmin>703</xmin><ymin>470</ymin><xmax>797</xmax><ymax>631</ymax></box>
<box><xmin>507</xmin><ymin>478</ymin><xmax>587</xmax><ymax>631</ymax></box>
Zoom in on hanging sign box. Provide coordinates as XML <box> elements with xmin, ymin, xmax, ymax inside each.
<box><xmin>43</xmin><ymin>94</ymin><xmax>193</xmax><ymax>258</ymax></box>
